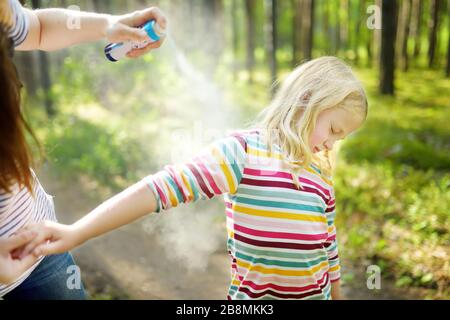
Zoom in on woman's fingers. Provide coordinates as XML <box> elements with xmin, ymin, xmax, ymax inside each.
<box><xmin>15</xmin><ymin>251</ymin><xmax>39</xmax><ymax>271</ymax></box>
<box><xmin>3</xmin><ymin>230</ymin><xmax>37</xmax><ymax>251</ymax></box>
<box><xmin>127</xmin><ymin>40</ymin><xmax>162</xmax><ymax>58</ymax></box>
<box><xmin>113</xmin><ymin>23</ymin><xmax>148</xmax><ymax>43</ymax></box>
<box><xmin>127</xmin><ymin>7</ymin><xmax>167</xmax><ymax>29</ymax></box>
<box><xmin>107</xmin><ymin>7</ymin><xmax>167</xmax><ymax>45</ymax></box>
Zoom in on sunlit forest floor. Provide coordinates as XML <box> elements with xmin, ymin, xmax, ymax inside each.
<box><xmin>27</xmin><ymin>50</ymin><xmax>449</xmax><ymax>299</ymax></box>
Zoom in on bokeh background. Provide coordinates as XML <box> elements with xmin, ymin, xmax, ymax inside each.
<box><xmin>13</xmin><ymin>0</ymin><xmax>450</xmax><ymax>299</ymax></box>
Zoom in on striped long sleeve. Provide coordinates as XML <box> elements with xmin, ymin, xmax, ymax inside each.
<box><xmin>324</xmin><ymin>187</ymin><xmax>341</xmax><ymax>282</ymax></box>
<box><xmin>145</xmin><ymin>135</ymin><xmax>247</xmax><ymax>212</ymax></box>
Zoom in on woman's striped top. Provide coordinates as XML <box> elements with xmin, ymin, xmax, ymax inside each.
<box><xmin>0</xmin><ymin>171</ymin><xmax>57</xmax><ymax>297</ymax></box>
<box><xmin>0</xmin><ymin>0</ymin><xmax>56</xmax><ymax>297</ymax></box>
<box><xmin>145</xmin><ymin>130</ymin><xmax>341</xmax><ymax>300</ymax></box>
<box><xmin>7</xmin><ymin>0</ymin><xmax>29</xmax><ymax>47</ymax></box>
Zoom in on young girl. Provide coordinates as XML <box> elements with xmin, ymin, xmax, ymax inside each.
<box><xmin>19</xmin><ymin>56</ymin><xmax>368</xmax><ymax>300</ymax></box>
<box><xmin>0</xmin><ymin>0</ymin><xmax>166</xmax><ymax>299</ymax></box>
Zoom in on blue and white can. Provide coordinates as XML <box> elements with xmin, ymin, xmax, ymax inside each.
<box><xmin>104</xmin><ymin>20</ymin><xmax>165</xmax><ymax>62</ymax></box>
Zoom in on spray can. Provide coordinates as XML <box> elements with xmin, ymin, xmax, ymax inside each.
<box><xmin>104</xmin><ymin>20</ymin><xmax>166</xmax><ymax>62</ymax></box>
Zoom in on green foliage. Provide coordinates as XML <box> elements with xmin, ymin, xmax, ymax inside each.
<box><xmin>334</xmin><ymin>67</ymin><xmax>449</xmax><ymax>298</ymax></box>
<box><xmin>43</xmin><ymin>115</ymin><xmax>145</xmax><ymax>190</ymax></box>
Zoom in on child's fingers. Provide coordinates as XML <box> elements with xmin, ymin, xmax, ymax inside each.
<box><xmin>19</xmin><ymin>229</ymin><xmax>52</xmax><ymax>259</ymax></box>
<box><xmin>33</xmin><ymin>241</ymin><xmax>63</xmax><ymax>257</ymax></box>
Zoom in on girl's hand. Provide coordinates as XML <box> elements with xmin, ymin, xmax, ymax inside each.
<box><xmin>16</xmin><ymin>221</ymin><xmax>83</xmax><ymax>258</ymax></box>
<box><xmin>0</xmin><ymin>231</ymin><xmax>39</xmax><ymax>285</ymax></box>
<box><xmin>331</xmin><ymin>280</ymin><xmax>345</xmax><ymax>300</ymax></box>
<box><xmin>106</xmin><ymin>7</ymin><xmax>167</xmax><ymax>59</ymax></box>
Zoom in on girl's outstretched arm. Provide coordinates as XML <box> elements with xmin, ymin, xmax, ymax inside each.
<box><xmin>19</xmin><ymin>135</ymin><xmax>247</xmax><ymax>257</ymax></box>
<box><xmin>19</xmin><ymin>180</ymin><xmax>158</xmax><ymax>257</ymax></box>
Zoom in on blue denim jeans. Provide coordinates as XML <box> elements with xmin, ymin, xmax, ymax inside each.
<box><xmin>3</xmin><ymin>252</ymin><xmax>87</xmax><ymax>300</ymax></box>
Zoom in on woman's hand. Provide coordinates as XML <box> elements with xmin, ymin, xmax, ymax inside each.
<box><xmin>0</xmin><ymin>231</ymin><xmax>39</xmax><ymax>285</ymax></box>
<box><xmin>16</xmin><ymin>221</ymin><xmax>83</xmax><ymax>258</ymax></box>
<box><xmin>105</xmin><ymin>7</ymin><xmax>167</xmax><ymax>58</ymax></box>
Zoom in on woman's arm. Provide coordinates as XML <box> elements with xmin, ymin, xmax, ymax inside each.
<box><xmin>16</xmin><ymin>6</ymin><xmax>166</xmax><ymax>53</ymax></box>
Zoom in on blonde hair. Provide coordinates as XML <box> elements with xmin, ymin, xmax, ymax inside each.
<box><xmin>255</xmin><ymin>56</ymin><xmax>368</xmax><ymax>187</ymax></box>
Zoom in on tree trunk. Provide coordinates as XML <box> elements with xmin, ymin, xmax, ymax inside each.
<box><xmin>411</xmin><ymin>0</ymin><xmax>423</xmax><ymax>60</ymax></box>
<box><xmin>397</xmin><ymin>0</ymin><xmax>412</xmax><ymax>71</ymax></box>
<box><xmin>13</xmin><ymin>52</ymin><xmax>38</xmax><ymax>97</ymax></box>
<box><xmin>428</xmin><ymin>0</ymin><xmax>440</xmax><ymax>68</ymax></box>
<box><xmin>373</xmin><ymin>0</ymin><xmax>383</xmax><ymax>67</ymax></box>
<box><xmin>322</xmin><ymin>0</ymin><xmax>330</xmax><ymax>55</ymax></box>
<box><xmin>231</xmin><ymin>0</ymin><xmax>240</xmax><ymax>79</ymax></box>
<box><xmin>201</xmin><ymin>0</ymin><xmax>224</xmax><ymax>75</ymax></box>
<box><xmin>340</xmin><ymin>0</ymin><xmax>349</xmax><ymax>52</ymax></box>
<box><xmin>244</xmin><ymin>0</ymin><xmax>256</xmax><ymax>84</ymax></box>
<box><xmin>379</xmin><ymin>0</ymin><xmax>398</xmax><ymax>95</ymax></box>
<box><xmin>303</xmin><ymin>0</ymin><xmax>314</xmax><ymax>60</ymax></box>
<box><xmin>446</xmin><ymin>0</ymin><xmax>450</xmax><ymax>77</ymax></box>
<box><xmin>335</xmin><ymin>0</ymin><xmax>341</xmax><ymax>54</ymax></box>
<box><xmin>31</xmin><ymin>0</ymin><xmax>54</xmax><ymax>116</ymax></box>
<box><xmin>366</xmin><ymin>0</ymin><xmax>374</xmax><ymax>67</ymax></box>
<box><xmin>354</xmin><ymin>0</ymin><xmax>365</xmax><ymax>65</ymax></box>
<box><xmin>265</xmin><ymin>0</ymin><xmax>278</xmax><ymax>94</ymax></box>
<box><xmin>291</xmin><ymin>0</ymin><xmax>303</xmax><ymax>66</ymax></box>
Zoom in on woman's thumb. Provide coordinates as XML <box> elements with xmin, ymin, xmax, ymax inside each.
<box><xmin>116</xmin><ymin>24</ymin><xmax>148</xmax><ymax>42</ymax></box>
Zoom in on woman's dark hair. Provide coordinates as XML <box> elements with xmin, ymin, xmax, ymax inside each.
<box><xmin>0</xmin><ymin>23</ymin><xmax>39</xmax><ymax>193</ymax></box>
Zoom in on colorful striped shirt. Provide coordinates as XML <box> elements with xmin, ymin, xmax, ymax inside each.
<box><xmin>145</xmin><ymin>130</ymin><xmax>340</xmax><ymax>300</ymax></box>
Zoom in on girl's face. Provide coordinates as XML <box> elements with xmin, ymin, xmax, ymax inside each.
<box><xmin>309</xmin><ymin>107</ymin><xmax>364</xmax><ymax>153</ymax></box>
